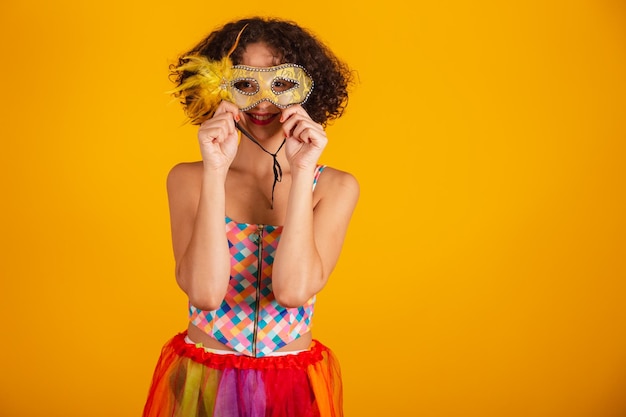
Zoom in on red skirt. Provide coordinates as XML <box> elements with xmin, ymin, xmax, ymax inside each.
<box><xmin>143</xmin><ymin>332</ymin><xmax>343</xmax><ymax>417</ymax></box>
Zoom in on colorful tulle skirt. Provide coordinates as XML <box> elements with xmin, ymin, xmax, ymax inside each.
<box><xmin>143</xmin><ymin>332</ymin><xmax>343</xmax><ymax>417</ymax></box>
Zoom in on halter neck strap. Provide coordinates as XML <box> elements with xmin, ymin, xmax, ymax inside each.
<box><xmin>235</xmin><ymin>122</ymin><xmax>286</xmax><ymax>209</ymax></box>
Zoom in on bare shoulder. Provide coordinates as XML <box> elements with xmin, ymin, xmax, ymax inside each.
<box><xmin>318</xmin><ymin>166</ymin><xmax>360</xmax><ymax>195</ymax></box>
<box><xmin>167</xmin><ymin>161</ymin><xmax>203</xmax><ymax>191</ymax></box>
<box><xmin>315</xmin><ymin>166</ymin><xmax>360</xmax><ymax>208</ymax></box>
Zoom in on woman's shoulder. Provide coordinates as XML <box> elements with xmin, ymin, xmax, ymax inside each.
<box><xmin>166</xmin><ymin>161</ymin><xmax>203</xmax><ymax>191</ymax></box>
<box><xmin>319</xmin><ymin>165</ymin><xmax>358</xmax><ymax>184</ymax></box>
<box><xmin>317</xmin><ymin>165</ymin><xmax>360</xmax><ymax>195</ymax></box>
<box><xmin>167</xmin><ymin>161</ymin><xmax>203</xmax><ymax>178</ymax></box>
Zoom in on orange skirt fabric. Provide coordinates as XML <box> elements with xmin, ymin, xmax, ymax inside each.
<box><xmin>143</xmin><ymin>332</ymin><xmax>343</xmax><ymax>417</ymax></box>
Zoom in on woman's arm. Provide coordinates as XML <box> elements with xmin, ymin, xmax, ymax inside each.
<box><xmin>272</xmin><ymin>167</ymin><xmax>359</xmax><ymax>307</ymax></box>
<box><xmin>167</xmin><ymin>164</ymin><xmax>231</xmax><ymax>311</ymax></box>
<box><xmin>167</xmin><ymin>103</ymin><xmax>240</xmax><ymax>311</ymax></box>
<box><xmin>272</xmin><ymin>105</ymin><xmax>360</xmax><ymax>307</ymax></box>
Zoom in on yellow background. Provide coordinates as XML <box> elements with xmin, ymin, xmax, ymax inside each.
<box><xmin>1</xmin><ymin>1</ymin><xmax>625</xmax><ymax>416</ymax></box>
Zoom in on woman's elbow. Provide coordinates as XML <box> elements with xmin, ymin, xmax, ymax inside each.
<box><xmin>176</xmin><ymin>269</ymin><xmax>227</xmax><ymax>311</ymax></box>
<box><xmin>273</xmin><ymin>287</ymin><xmax>315</xmax><ymax>308</ymax></box>
<box><xmin>187</xmin><ymin>292</ymin><xmax>225</xmax><ymax>311</ymax></box>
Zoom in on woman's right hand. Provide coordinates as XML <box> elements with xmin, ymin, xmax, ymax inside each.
<box><xmin>197</xmin><ymin>101</ymin><xmax>241</xmax><ymax>172</ymax></box>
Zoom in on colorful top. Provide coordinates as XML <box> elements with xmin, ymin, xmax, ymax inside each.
<box><xmin>189</xmin><ymin>165</ymin><xmax>326</xmax><ymax>357</ymax></box>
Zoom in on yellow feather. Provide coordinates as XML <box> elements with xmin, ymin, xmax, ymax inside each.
<box><xmin>168</xmin><ymin>55</ymin><xmax>234</xmax><ymax>124</ymax></box>
<box><xmin>168</xmin><ymin>25</ymin><xmax>247</xmax><ymax>124</ymax></box>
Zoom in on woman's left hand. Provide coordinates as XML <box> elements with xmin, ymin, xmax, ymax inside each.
<box><xmin>281</xmin><ymin>105</ymin><xmax>328</xmax><ymax>171</ymax></box>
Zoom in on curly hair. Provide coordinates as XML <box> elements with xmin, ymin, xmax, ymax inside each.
<box><xmin>169</xmin><ymin>17</ymin><xmax>353</xmax><ymax>126</ymax></box>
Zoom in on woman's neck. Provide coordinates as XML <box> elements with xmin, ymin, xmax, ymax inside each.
<box><xmin>231</xmin><ymin>130</ymin><xmax>289</xmax><ymax>175</ymax></box>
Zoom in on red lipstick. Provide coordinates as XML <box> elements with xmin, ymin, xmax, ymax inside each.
<box><xmin>247</xmin><ymin>112</ymin><xmax>279</xmax><ymax>126</ymax></box>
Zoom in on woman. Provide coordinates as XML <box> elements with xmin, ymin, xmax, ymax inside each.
<box><xmin>143</xmin><ymin>16</ymin><xmax>359</xmax><ymax>417</ymax></box>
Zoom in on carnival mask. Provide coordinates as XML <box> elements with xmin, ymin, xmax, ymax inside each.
<box><xmin>229</xmin><ymin>64</ymin><xmax>314</xmax><ymax>111</ymax></box>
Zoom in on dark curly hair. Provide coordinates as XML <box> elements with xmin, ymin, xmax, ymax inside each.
<box><xmin>170</xmin><ymin>17</ymin><xmax>353</xmax><ymax>126</ymax></box>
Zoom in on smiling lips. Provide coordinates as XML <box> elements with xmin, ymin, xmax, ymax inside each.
<box><xmin>247</xmin><ymin>112</ymin><xmax>279</xmax><ymax>126</ymax></box>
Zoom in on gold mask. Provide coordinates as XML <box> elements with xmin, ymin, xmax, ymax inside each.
<box><xmin>229</xmin><ymin>64</ymin><xmax>314</xmax><ymax>111</ymax></box>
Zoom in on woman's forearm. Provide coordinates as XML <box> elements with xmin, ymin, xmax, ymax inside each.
<box><xmin>272</xmin><ymin>168</ymin><xmax>324</xmax><ymax>307</ymax></box>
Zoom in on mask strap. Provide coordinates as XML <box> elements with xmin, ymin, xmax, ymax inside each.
<box><xmin>235</xmin><ymin>122</ymin><xmax>286</xmax><ymax>209</ymax></box>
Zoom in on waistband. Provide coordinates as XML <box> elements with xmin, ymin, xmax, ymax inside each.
<box><xmin>168</xmin><ymin>331</ymin><xmax>331</xmax><ymax>371</ymax></box>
